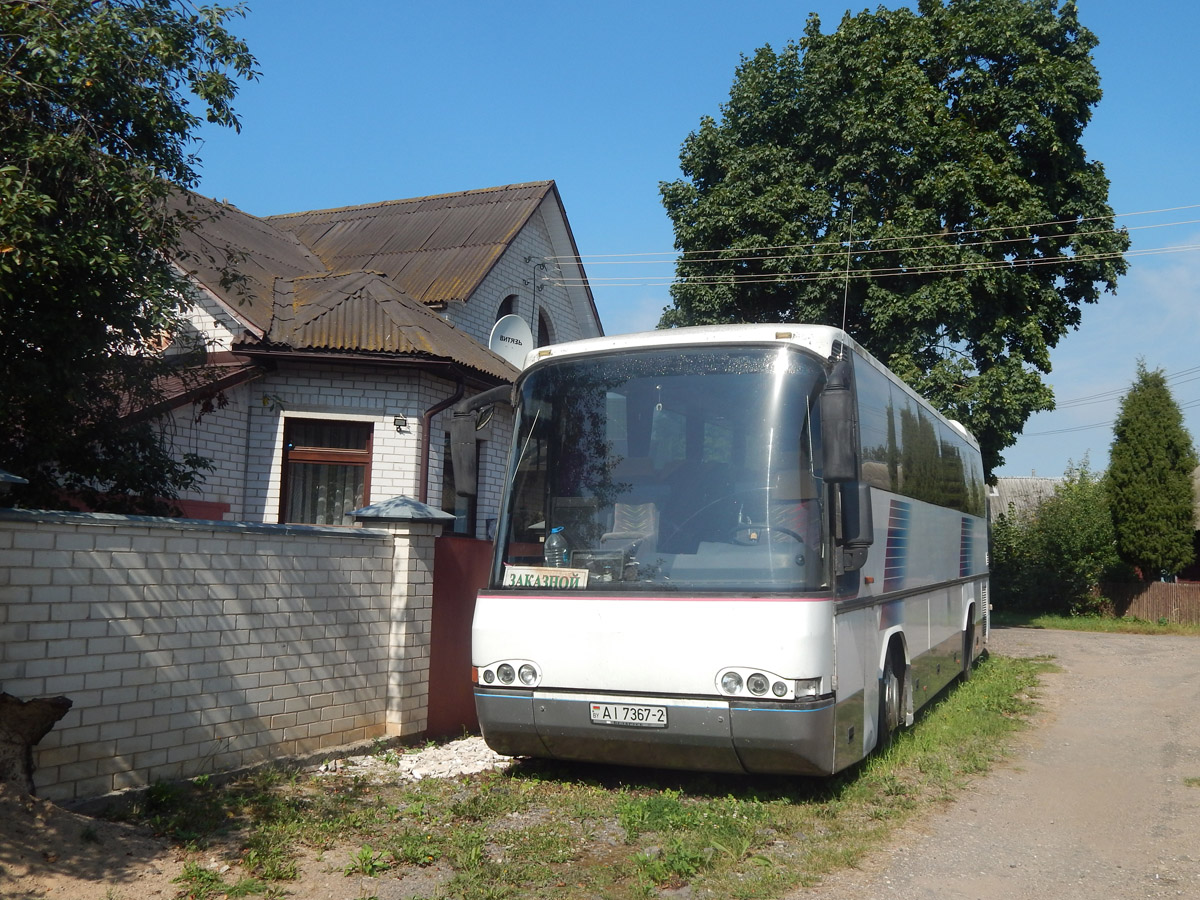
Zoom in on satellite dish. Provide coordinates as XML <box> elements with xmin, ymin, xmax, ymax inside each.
<box><xmin>489</xmin><ymin>314</ymin><xmax>535</xmax><ymax>368</ymax></box>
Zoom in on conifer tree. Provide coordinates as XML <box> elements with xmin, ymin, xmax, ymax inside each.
<box><xmin>1107</xmin><ymin>362</ymin><xmax>1198</xmax><ymax>581</ymax></box>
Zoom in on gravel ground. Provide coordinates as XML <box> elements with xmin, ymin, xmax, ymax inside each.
<box><xmin>789</xmin><ymin>626</ymin><xmax>1200</xmax><ymax>899</ymax></box>
<box><xmin>0</xmin><ymin>736</ymin><xmax>517</xmax><ymax>900</ymax></box>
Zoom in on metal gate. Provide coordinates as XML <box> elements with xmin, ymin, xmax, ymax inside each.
<box><xmin>426</xmin><ymin>535</ymin><xmax>493</xmax><ymax>737</ymax></box>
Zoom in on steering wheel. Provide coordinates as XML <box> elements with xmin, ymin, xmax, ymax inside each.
<box><xmin>727</xmin><ymin>523</ymin><xmax>806</xmax><ymax>546</ymax></box>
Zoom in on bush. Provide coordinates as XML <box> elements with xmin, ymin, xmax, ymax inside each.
<box><xmin>990</xmin><ymin>460</ymin><xmax>1131</xmax><ymax>615</ymax></box>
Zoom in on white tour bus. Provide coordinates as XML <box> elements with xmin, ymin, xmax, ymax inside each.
<box><xmin>454</xmin><ymin>324</ymin><xmax>989</xmax><ymax>775</ymax></box>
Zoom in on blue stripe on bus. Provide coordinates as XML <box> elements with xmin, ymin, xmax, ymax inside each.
<box><xmin>884</xmin><ymin>500</ymin><xmax>911</xmax><ymax>592</ymax></box>
<box><xmin>960</xmin><ymin>517</ymin><xmax>974</xmax><ymax>578</ymax></box>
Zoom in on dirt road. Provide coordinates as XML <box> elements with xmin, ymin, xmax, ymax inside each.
<box><xmin>793</xmin><ymin>627</ymin><xmax>1200</xmax><ymax>899</ymax></box>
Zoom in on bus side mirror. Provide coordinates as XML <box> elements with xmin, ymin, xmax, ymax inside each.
<box><xmin>821</xmin><ymin>358</ymin><xmax>857</xmax><ymax>484</ymax></box>
<box><xmin>450</xmin><ymin>384</ymin><xmax>513</xmax><ymax>497</ymax></box>
<box><xmin>449</xmin><ymin>410</ymin><xmax>481</xmax><ymax>497</ymax></box>
<box><xmin>839</xmin><ymin>481</ymin><xmax>874</xmax><ymax>572</ymax></box>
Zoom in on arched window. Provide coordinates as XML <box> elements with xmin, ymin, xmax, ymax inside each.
<box><xmin>537</xmin><ymin>309</ymin><xmax>553</xmax><ymax>347</ymax></box>
<box><xmin>495</xmin><ymin>295</ymin><xmax>517</xmax><ymax>322</ymax></box>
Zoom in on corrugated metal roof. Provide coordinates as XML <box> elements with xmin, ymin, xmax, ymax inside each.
<box><xmin>171</xmin><ymin>194</ymin><xmax>324</xmax><ymax>334</ymax></box>
<box><xmin>266</xmin><ymin>182</ymin><xmax>551</xmax><ymax>306</ymax></box>
<box><xmin>1194</xmin><ymin>466</ymin><xmax>1200</xmax><ymax>530</ymax></box>
<box><xmin>131</xmin><ymin>352</ymin><xmax>268</xmax><ymax>421</ymax></box>
<box><xmin>988</xmin><ymin>477</ymin><xmax>1061</xmax><ymax>523</ymax></box>
<box><xmin>993</xmin><ymin>470</ymin><xmax>1200</xmax><ymax>527</ymax></box>
<box><xmin>175</xmin><ymin>183</ymin><xmax>552</xmax><ymax>382</ymax></box>
<box><xmin>261</xmin><ymin>271</ymin><xmax>517</xmax><ymax>381</ymax></box>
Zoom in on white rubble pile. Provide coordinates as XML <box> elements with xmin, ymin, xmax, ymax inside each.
<box><xmin>312</xmin><ymin>736</ymin><xmax>514</xmax><ymax>783</ymax></box>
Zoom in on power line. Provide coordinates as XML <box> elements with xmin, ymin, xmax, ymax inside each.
<box><xmin>1054</xmin><ymin>366</ymin><xmax>1200</xmax><ymax>408</ymax></box>
<box><xmin>563</xmin><ymin>216</ymin><xmax>1200</xmax><ymax>272</ymax></box>
<box><xmin>1021</xmin><ymin>395</ymin><xmax>1200</xmax><ymax>436</ymax></box>
<box><xmin>544</xmin><ymin>202</ymin><xmax>1200</xmax><ymax>266</ymax></box>
<box><xmin>547</xmin><ymin>241</ymin><xmax>1200</xmax><ymax>288</ymax></box>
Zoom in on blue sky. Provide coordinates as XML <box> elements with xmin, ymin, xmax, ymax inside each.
<box><xmin>192</xmin><ymin>1</ymin><xmax>1200</xmax><ymax>478</ymax></box>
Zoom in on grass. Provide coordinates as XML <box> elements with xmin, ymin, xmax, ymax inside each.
<box><xmin>172</xmin><ymin>861</ymin><xmax>267</xmax><ymax>899</ymax></box>
<box><xmin>992</xmin><ymin>609</ymin><xmax>1200</xmax><ymax>635</ymax></box>
<box><xmin>113</xmin><ymin>654</ymin><xmax>1052</xmax><ymax>900</ymax></box>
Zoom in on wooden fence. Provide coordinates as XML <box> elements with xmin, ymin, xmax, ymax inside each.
<box><xmin>1102</xmin><ymin>581</ymin><xmax>1200</xmax><ymax>624</ymax></box>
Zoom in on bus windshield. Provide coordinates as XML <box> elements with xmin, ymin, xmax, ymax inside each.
<box><xmin>493</xmin><ymin>345</ymin><xmax>831</xmax><ymax>592</ymax></box>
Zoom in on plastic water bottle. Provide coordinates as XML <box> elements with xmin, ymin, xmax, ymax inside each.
<box><xmin>544</xmin><ymin>526</ymin><xmax>569</xmax><ymax>567</ymax></box>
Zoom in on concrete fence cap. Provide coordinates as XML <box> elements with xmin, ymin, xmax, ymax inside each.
<box><xmin>351</xmin><ymin>496</ymin><xmax>456</xmax><ymax>524</ymax></box>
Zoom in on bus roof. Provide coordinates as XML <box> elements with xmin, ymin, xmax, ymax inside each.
<box><xmin>523</xmin><ymin>323</ymin><xmax>859</xmax><ymax>369</ymax></box>
<box><xmin>523</xmin><ymin>323</ymin><xmax>980</xmax><ymax>451</ymax></box>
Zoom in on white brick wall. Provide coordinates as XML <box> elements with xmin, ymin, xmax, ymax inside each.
<box><xmin>0</xmin><ymin>509</ymin><xmax>440</xmax><ymax>802</ymax></box>
<box><xmin>444</xmin><ymin>202</ymin><xmax>591</xmax><ymax>349</ymax></box>
<box><xmin>163</xmin><ymin>192</ymin><xmax>600</xmax><ymax>538</ymax></box>
<box><xmin>179</xmin><ymin>282</ymin><xmax>249</xmax><ymax>353</ymax></box>
<box><xmin>165</xmin><ymin>365</ymin><xmax>513</xmax><ymax>541</ymax></box>
<box><xmin>163</xmin><ymin>384</ymin><xmax>251</xmax><ymax>519</ymax></box>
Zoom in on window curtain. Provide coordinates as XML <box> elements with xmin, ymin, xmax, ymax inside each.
<box><xmin>286</xmin><ymin>462</ymin><xmax>366</xmax><ymax>526</ymax></box>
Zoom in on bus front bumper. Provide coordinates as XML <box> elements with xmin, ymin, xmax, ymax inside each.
<box><xmin>474</xmin><ymin>688</ymin><xmax>839</xmax><ymax>776</ymax></box>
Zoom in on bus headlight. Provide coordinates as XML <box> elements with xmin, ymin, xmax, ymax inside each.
<box><xmin>717</xmin><ymin>667</ymin><xmax>821</xmax><ymax>701</ymax></box>
<box><xmin>477</xmin><ymin>659</ymin><xmax>542</xmax><ymax>689</ymax></box>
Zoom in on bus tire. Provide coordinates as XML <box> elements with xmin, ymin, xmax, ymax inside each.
<box><xmin>961</xmin><ymin>611</ymin><xmax>976</xmax><ymax>682</ymax></box>
<box><xmin>878</xmin><ymin>646</ymin><xmax>903</xmax><ymax>749</ymax></box>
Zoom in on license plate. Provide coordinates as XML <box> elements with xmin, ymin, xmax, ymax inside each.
<box><xmin>589</xmin><ymin>702</ymin><xmax>667</xmax><ymax>728</ymax></box>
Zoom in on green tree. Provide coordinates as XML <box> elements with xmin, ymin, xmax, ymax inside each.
<box><xmin>0</xmin><ymin>0</ymin><xmax>256</xmax><ymax>511</ymax></box>
<box><xmin>1107</xmin><ymin>362</ymin><xmax>1198</xmax><ymax>581</ymax></box>
<box><xmin>659</xmin><ymin>0</ymin><xmax>1129</xmax><ymax>476</ymax></box>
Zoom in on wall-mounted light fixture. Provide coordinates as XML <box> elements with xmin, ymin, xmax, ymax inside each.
<box><xmin>393</xmin><ymin>415</ymin><xmax>408</xmax><ymax>432</ymax></box>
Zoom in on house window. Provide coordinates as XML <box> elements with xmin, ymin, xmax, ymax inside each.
<box><xmin>281</xmin><ymin>419</ymin><xmax>373</xmax><ymax>525</ymax></box>
<box><xmin>441</xmin><ymin>432</ymin><xmax>478</xmax><ymax>535</ymax></box>
<box><xmin>537</xmin><ymin>309</ymin><xmax>552</xmax><ymax>347</ymax></box>
<box><xmin>496</xmin><ymin>294</ymin><xmax>517</xmax><ymax>322</ymax></box>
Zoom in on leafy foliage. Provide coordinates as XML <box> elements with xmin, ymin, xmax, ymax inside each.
<box><xmin>0</xmin><ymin>0</ymin><xmax>257</xmax><ymax>511</ymax></box>
<box><xmin>659</xmin><ymin>0</ymin><xmax>1129</xmax><ymax>475</ymax></box>
<box><xmin>990</xmin><ymin>459</ymin><xmax>1127</xmax><ymax>615</ymax></box>
<box><xmin>1107</xmin><ymin>362</ymin><xmax>1198</xmax><ymax>580</ymax></box>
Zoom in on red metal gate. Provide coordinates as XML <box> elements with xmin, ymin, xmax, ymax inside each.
<box><xmin>426</xmin><ymin>535</ymin><xmax>493</xmax><ymax>737</ymax></box>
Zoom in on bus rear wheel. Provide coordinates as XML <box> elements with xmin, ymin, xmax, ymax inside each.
<box><xmin>961</xmin><ymin>614</ymin><xmax>976</xmax><ymax>682</ymax></box>
<box><xmin>878</xmin><ymin>648</ymin><xmax>903</xmax><ymax>748</ymax></box>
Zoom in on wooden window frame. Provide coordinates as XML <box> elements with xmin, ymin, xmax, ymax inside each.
<box><xmin>279</xmin><ymin>418</ymin><xmax>374</xmax><ymax>525</ymax></box>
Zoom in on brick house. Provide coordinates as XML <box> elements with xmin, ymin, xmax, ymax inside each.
<box><xmin>161</xmin><ymin>181</ymin><xmax>602</xmax><ymax>537</ymax></box>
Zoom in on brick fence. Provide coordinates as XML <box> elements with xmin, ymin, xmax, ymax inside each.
<box><xmin>0</xmin><ymin>508</ymin><xmax>441</xmax><ymax>802</ymax></box>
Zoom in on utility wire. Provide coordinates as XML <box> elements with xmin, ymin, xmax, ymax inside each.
<box><xmin>1021</xmin><ymin>393</ymin><xmax>1200</xmax><ymax>436</ymax></box>
<box><xmin>1054</xmin><ymin>366</ymin><xmax>1200</xmax><ymax>408</ymax></box>
<box><xmin>562</xmin><ymin>216</ymin><xmax>1200</xmax><ymax>272</ymax></box>
<box><xmin>547</xmin><ymin>241</ymin><xmax>1200</xmax><ymax>288</ymax></box>
<box><xmin>544</xmin><ymin>202</ymin><xmax>1200</xmax><ymax>265</ymax></box>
